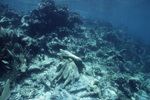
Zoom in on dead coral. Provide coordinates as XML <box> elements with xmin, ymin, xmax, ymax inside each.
<box><xmin>69</xmin><ymin>78</ymin><xmax>101</xmax><ymax>98</ymax></box>
<box><xmin>51</xmin><ymin>58</ymin><xmax>80</xmax><ymax>88</ymax></box>
<box><xmin>58</xmin><ymin>49</ymin><xmax>85</xmax><ymax>73</ymax></box>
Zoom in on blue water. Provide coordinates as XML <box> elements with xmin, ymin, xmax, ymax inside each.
<box><xmin>57</xmin><ymin>0</ymin><xmax>150</xmax><ymax>44</ymax></box>
<box><xmin>1</xmin><ymin>0</ymin><xmax>150</xmax><ymax>44</ymax></box>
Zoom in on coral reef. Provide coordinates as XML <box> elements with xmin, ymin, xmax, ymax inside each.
<box><xmin>0</xmin><ymin>3</ymin><xmax>23</xmax><ymax>29</ymax></box>
<box><xmin>23</xmin><ymin>0</ymin><xmax>83</xmax><ymax>37</ymax></box>
<box><xmin>0</xmin><ymin>0</ymin><xmax>150</xmax><ymax>100</ymax></box>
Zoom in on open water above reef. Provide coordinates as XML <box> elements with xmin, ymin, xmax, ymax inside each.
<box><xmin>1</xmin><ymin>0</ymin><xmax>150</xmax><ymax>44</ymax></box>
<box><xmin>0</xmin><ymin>0</ymin><xmax>150</xmax><ymax>100</ymax></box>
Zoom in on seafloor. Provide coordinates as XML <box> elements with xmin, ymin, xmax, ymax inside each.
<box><xmin>0</xmin><ymin>0</ymin><xmax>150</xmax><ymax>100</ymax></box>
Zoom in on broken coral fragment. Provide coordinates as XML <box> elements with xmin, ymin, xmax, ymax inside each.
<box><xmin>0</xmin><ymin>79</ymin><xmax>11</xmax><ymax>100</ymax></box>
<box><xmin>52</xmin><ymin>59</ymin><xmax>80</xmax><ymax>88</ymax></box>
<box><xmin>59</xmin><ymin>49</ymin><xmax>85</xmax><ymax>73</ymax></box>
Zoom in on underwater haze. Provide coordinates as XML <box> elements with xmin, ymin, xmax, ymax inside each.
<box><xmin>1</xmin><ymin>0</ymin><xmax>150</xmax><ymax>99</ymax></box>
<box><xmin>58</xmin><ymin>0</ymin><xmax>150</xmax><ymax>44</ymax></box>
<box><xmin>1</xmin><ymin>0</ymin><xmax>150</xmax><ymax>44</ymax></box>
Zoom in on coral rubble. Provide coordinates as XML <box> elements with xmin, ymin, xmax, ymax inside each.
<box><xmin>0</xmin><ymin>0</ymin><xmax>150</xmax><ymax>100</ymax></box>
